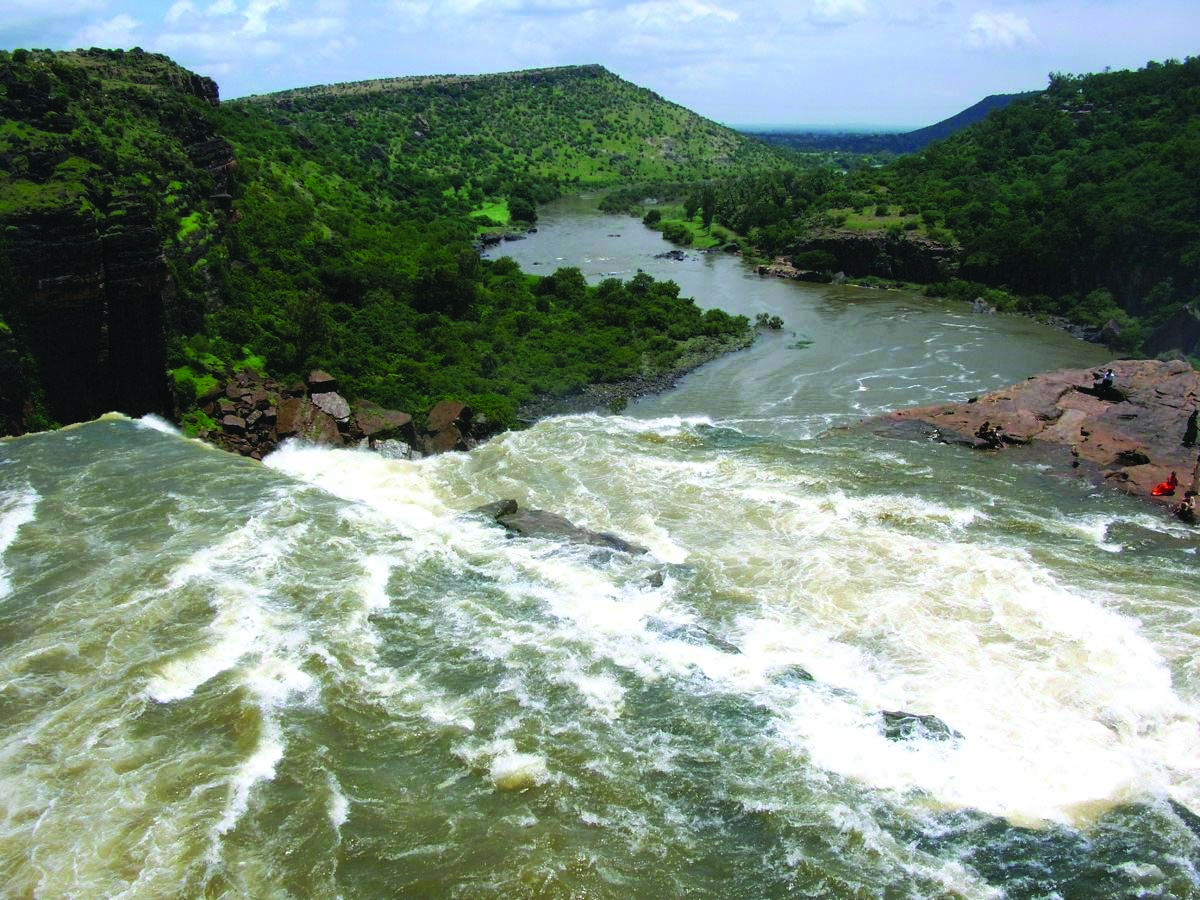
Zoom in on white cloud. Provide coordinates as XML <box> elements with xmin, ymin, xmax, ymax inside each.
<box><xmin>207</xmin><ymin>0</ymin><xmax>238</xmax><ymax>16</ymax></box>
<box><xmin>165</xmin><ymin>1</ymin><xmax>197</xmax><ymax>25</ymax></box>
<box><xmin>243</xmin><ymin>0</ymin><xmax>288</xmax><ymax>34</ymax></box>
<box><xmin>69</xmin><ymin>13</ymin><xmax>141</xmax><ymax>48</ymax></box>
<box><xmin>967</xmin><ymin>10</ymin><xmax>1037</xmax><ymax>49</ymax></box>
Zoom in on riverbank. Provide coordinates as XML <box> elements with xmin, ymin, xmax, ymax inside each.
<box><xmin>516</xmin><ymin>328</ymin><xmax>756</xmax><ymax>420</ymax></box>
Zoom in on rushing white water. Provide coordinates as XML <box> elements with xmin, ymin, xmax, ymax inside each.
<box><xmin>1</xmin><ymin>200</ymin><xmax>1198</xmax><ymax>897</ymax></box>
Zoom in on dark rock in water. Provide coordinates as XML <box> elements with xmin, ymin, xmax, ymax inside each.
<box><xmin>472</xmin><ymin>498</ymin><xmax>518</xmax><ymax>520</ymax></box>
<box><xmin>1169</xmin><ymin>798</ymin><xmax>1200</xmax><ymax>842</ymax></box>
<box><xmin>645</xmin><ymin>617</ymin><xmax>740</xmax><ymax>654</ymax></box>
<box><xmin>646</xmin><ymin>571</ymin><xmax>666</xmax><ymax>588</ymax></box>
<box><xmin>769</xmin><ymin>664</ymin><xmax>815</xmax><ymax>686</ymax></box>
<box><xmin>655</xmin><ymin>249</ymin><xmax>687</xmax><ymax>261</ymax></box>
<box><xmin>879</xmin><ymin>709</ymin><xmax>962</xmax><ymax>742</ymax></box>
<box><xmin>470</xmin><ymin>499</ymin><xmax>648</xmax><ymax>555</ymax></box>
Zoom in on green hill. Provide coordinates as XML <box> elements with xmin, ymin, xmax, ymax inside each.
<box><xmin>235</xmin><ymin>64</ymin><xmax>785</xmax><ymax>188</ymax></box>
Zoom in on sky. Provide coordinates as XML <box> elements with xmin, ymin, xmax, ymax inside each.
<box><xmin>2</xmin><ymin>0</ymin><xmax>1198</xmax><ymax>128</ymax></box>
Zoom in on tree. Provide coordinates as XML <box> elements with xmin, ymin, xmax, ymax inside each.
<box><xmin>508</xmin><ymin>195</ymin><xmax>537</xmax><ymax>224</ymax></box>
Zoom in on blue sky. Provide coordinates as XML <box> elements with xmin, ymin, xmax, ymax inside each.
<box><xmin>2</xmin><ymin>0</ymin><xmax>1198</xmax><ymax>128</ymax></box>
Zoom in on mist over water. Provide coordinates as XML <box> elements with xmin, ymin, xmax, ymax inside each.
<box><xmin>1</xmin><ymin>200</ymin><xmax>1198</xmax><ymax>897</ymax></box>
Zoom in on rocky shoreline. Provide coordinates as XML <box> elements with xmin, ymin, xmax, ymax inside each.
<box><xmin>515</xmin><ymin>329</ymin><xmax>755</xmax><ymax>421</ymax></box>
<box><xmin>861</xmin><ymin>358</ymin><xmax>1200</xmax><ymax>513</ymax></box>
<box><xmin>192</xmin><ymin>369</ymin><xmax>498</xmax><ymax>461</ymax></box>
<box><xmin>192</xmin><ymin>329</ymin><xmax>756</xmax><ymax>458</ymax></box>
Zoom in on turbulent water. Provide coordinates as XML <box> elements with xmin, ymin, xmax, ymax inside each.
<box><xmin>3</xmin><ymin>200</ymin><xmax>1199</xmax><ymax>898</ymax></box>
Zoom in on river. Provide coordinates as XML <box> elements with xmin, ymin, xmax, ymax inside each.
<box><xmin>2</xmin><ymin>196</ymin><xmax>1198</xmax><ymax>898</ymax></box>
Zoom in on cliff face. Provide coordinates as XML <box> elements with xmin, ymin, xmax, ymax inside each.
<box><xmin>791</xmin><ymin>232</ymin><xmax>959</xmax><ymax>283</ymax></box>
<box><xmin>4</xmin><ymin>205</ymin><xmax>175</xmax><ymax>424</ymax></box>
<box><xmin>0</xmin><ymin>48</ymin><xmax>233</xmax><ymax>434</ymax></box>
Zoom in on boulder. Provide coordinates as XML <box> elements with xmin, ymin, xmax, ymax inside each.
<box><xmin>470</xmin><ymin>499</ymin><xmax>648</xmax><ymax>555</ymax></box>
<box><xmin>356</xmin><ymin>402</ymin><xmax>417</xmax><ymax>445</ymax></box>
<box><xmin>311</xmin><ymin>391</ymin><xmax>351</xmax><ymax>421</ymax></box>
<box><xmin>425</xmin><ymin>400</ymin><xmax>473</xmax><ymax>453</ymax></box>
<box><xmin>307</xmin><ymin>409</ymin><xmax>344</xmax><ymax>446</ymax></box>
<box><xmin>307</xmin><ymin>370</ymin><xmax>338</xmax><ymax>395</ymax></box>
<box><xmin>276</xmin><ymin>397</ymin><xmax>307</xmax><ymax>437</ymax></box>
<box><xmin>221</xmin><ymin>414</ymin><xmax>246</xmax><ymax>435</ymax></box>
<box><xmin>769</xmin><ymin>664</ymin><xmax>815</xmax><ymax>686</ymax></box>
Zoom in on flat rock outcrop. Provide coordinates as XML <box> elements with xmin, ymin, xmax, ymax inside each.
<box><xmin>866</xmin><ymin>359</ymin><xmax>1200</xmax><ymax>507</ymax></box>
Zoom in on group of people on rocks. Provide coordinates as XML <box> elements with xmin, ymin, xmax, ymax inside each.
<box><xmin>1156</xmin><ymin>405</ymin><xmax>1200</xmax><ymax>523</ymax></box>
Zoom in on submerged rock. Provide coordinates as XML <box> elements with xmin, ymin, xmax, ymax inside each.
<box><xmin>768</xmin><ymin>664</ymin><xmax>815</xmax><ymax>686</ymax></box>
<box><xmin>879</xmin><ymin>710</ymin><xmax>962</xmax><ymax>742</ymax></box>
<box><xmin>645</xmin><ymin>617</ymin><xmax>741</xmax><ymax>654</ymax></box>
<box><xmin>470</xmin><ymin>499</ymin><xmax>648</xmax><ymax>555</ymax></box>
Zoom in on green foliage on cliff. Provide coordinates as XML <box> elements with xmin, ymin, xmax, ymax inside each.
<box><xmin>0</xmin><ymin>47</ymin><xmax>220</xmax><ymax>222</ymax></box>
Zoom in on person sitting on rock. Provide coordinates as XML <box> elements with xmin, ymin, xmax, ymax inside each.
<box><xmin>1151</xmin><ymin>471</ymin><xmax>1179</xmax><ymax>497</ymax></box>
<box><xmin>1184</xmin><ymin>409</ymin><xmax>1198</xmax><ymax>448</ymax></box>
<box><xmin>975</xmin><ymin>421</ymin><xmax>1004</xmax><ymax>449</ymax></box>
<box><xmin>1173</xmin><ymin>491</ymin><xmax>1197</xmax><ymax>524</ymax></box>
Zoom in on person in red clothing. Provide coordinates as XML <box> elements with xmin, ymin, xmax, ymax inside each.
<box><xmin>1151</xmin><ymin>471</ymin><xmax>1179</xmax><ymax>496</ymax></box>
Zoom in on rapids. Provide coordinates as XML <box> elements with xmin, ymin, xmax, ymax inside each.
<box><xmin>1</xmin><ymin>199</ymin><xmax>1198</xmax><ymax>897</ymax></box>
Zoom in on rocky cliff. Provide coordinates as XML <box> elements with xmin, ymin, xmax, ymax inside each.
<box><xmin>789</xmin><ymin>232</ymin><xmax>959</xmax><ymax>283</ymax></box>
<box><xmin>0</xmin><ymin>48</ymin><xmax>232</xmax><ymax>434</ymax></box>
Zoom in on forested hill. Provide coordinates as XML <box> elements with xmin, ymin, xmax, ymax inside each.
<box><xmin>694</xmin><ymin>58</ymin><xmax>1200</xmax><ymax>358</ymax></box>
<box><xmin>883</xmin><ymin>58</ymin><xmax>1200</xmax><ymax>344</ymax></box>
<box><xmin>748</xmin><ymin>92</ymin><xmax>1039</xmax><ymax>155</ymax></box>
<box><xmin>234</xmin><ymin>64</ymin><xmax>786</xmax><ymax>188</ymax></box>
<box><xmin>0</xmin><ymin>49</ymin><xmax>766</xmax><ymax>437</ymax></box>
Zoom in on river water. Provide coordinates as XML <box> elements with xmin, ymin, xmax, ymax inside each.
<box><xmin>2</xmin><ymin>197</ymin><xmax>1199</xmax><ymax>898</ymax></box>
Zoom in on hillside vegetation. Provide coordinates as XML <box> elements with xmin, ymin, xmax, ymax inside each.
<box><xmin>1</xmin><ymin>52</ymin><xmax>773</xmax><ymax>434</ymax></box>
<box><xmin>236</xmin><ymin>65</ymin><xmax>786</xmax><ymax>192</ymax></box>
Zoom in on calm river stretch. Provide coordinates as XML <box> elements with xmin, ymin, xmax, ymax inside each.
<box><xmin>2</xmin><ymin>196</ymin><xmax>1199</xmax><ymax>898</ymax></box>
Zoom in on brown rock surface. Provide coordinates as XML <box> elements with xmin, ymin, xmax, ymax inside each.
<box><xmin>867</xmin><ymin>359</ymin><xmax>1200</xmax><ymax>507</ymax></box>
